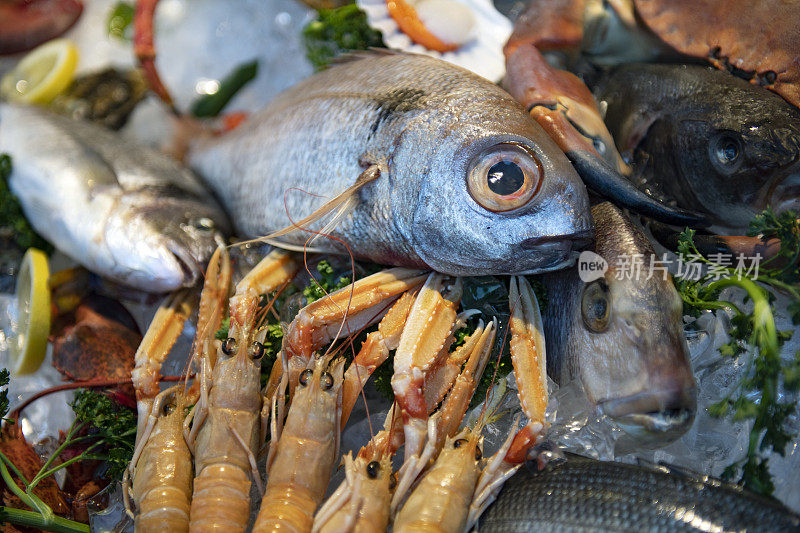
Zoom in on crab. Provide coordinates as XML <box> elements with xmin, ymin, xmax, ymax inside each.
<box><xmin>508</xmin><ymin>0</ymin><xmax>800</xmax><ymax>109</ymax></box>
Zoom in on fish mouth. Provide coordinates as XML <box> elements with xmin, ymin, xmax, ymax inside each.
<box><xmin>515</xmin><ymin>230</ymin><xmax>593</xmax><ymax>273</ymax></box>
<box><xmin>768</xmin><ymin>174</ymin><xmax>800</xmax><ymax>214</ymax></box>
<box><xmin>167</xmin><ymin>241</ymin><xmax>202</xmax><ymax>287</ymax></box>
<box><xmin>598</xmin><ymin>388</ymin><xmax>696</xmax><ymax>445</ymax></box>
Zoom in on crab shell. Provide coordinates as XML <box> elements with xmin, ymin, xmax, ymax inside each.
<box><xmin>634</xmin><ymin>0</ymin><xmax>800</xmax><ymax>109</ymax></box>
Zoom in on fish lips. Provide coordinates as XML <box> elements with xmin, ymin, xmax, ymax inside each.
<box><xmin>598</xmin><ymin>386</ymin><xmax>697</xmax><ymax>446</ymax></box>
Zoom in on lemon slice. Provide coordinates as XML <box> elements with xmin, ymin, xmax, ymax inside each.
<box><xmin>10</xmin><ymin>249</ymin><xmax>51</xmax><ymax>375</ymax></box>
<box><xmin>0</xmin><ymin>39</ymin><xmax>79</xmax><ymax>105</ymax></box>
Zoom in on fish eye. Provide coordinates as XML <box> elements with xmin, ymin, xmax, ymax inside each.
<box><xmin>454</xmin><ymin>438</ymin><xmax>468</xmax><ymax>449</ymax></box>
<box><xmin>192</xmin><ymin>217</ymin><xmax>215</xmax><ymax>232</ymax></box>
<box><xmin>249</xmin><ymin>341</ymin><xmax>264</xmax><ymax>360</ymax></box>
<box><xmin>710</xmin><ymin>133</ymin><xmax>743</xmax><ymax>173</ymax></box>
<box><xmin>321</xmin><ymin>371</ymin><xmax>334</xmax><ymax>391</ymax></box>
<box><xmin>299</xmin><ymin>369</ymin><xmax>313</xmax><ymax>387</ymax></box>
<box><xmin>467</xmin><ymin>142</ymin><xmax>542</xmax><ymax>212</ymax></box>
<box><xmin>366</xmin><ymin>461</ymin><xmax>381</xmax><ymax>479</ymax></box>
<box><xmin>581</xmin><ymin>279</ymin><xmax>610</xmax><ymax>333</ymax></box>
<box><xmin>222</xmin><ymin>337</ymin><xmax>237</xmax><ymax>356</ymax></box>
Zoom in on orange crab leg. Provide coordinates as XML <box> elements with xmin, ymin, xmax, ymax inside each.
<box><xmin>134</xmin><ymin>0</ymin><xmax>177</xmax><ymax>112</ymax></box>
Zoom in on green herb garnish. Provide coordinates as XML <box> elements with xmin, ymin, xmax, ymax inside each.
<box><xmin>302</xmin><ymin>4</ymin><xmax>385</xmax><ymax>70</ymax></box>
<box><xmin>107</xmin><ymin>2</ymin><xmax>135</xmax><ymax>41</ymax></box>
<box><xmin>675</xmin><ymin>210</ymin><xmax>800</xmax><ymax>495</ymax></box>
<box><xmin>191</xmin><ymin>60</ymin><xmax>259</xmax><ymax>118</ymax></box>
<box><xmin>303</xmin><ymin>260</ymin><xmax>352</xmax><ymax>304</ymax></box>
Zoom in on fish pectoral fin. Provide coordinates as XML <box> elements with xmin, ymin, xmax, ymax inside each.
<box><xmin>265</xmin><ymin>165</ymin><xmax>381</xmax><ymax>240</ymax></box>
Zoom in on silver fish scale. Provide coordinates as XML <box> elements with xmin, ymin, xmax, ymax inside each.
<box><xmin>476</xmin><ymin>455</ymin><xmax>800</xmax><ymax>532</ymax></box>
<box><xmin>190</xmin><ymin>52</ymin><xmax>592</xmax><ymax>275</ymax></box>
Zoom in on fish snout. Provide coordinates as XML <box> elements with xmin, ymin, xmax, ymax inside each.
<box><xmin>768</xmin><ymin>168</ymin><xmax>800</xmax><ymax>215</ymax></box>
<box><xmin>598</xmin><ymin>375</ymin><xmax>697</xmax><ymax>445</ymax></box>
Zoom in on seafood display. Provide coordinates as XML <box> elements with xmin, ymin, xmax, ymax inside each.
<box><xmin>541</xmin><ymin>202</ymin><xmax>695</xmax><ymax>444</ymax></box>
<box><xmin>477</xmin><ymin>453</ymin><xmax>800</xmax><ymax>531</ymax></box>
<box><xmin>595</xmin><ymin>64</ymin><xmax>800</xmax><ymax>232</ymax></box>
<box><xmin>0</xmin><ymin>104</ymin><xmax>230</xmax><ymax>292</ymax></box>
<box><xmin>0</xmin><ymin>0</ymin><xmax>799</xmax><ymax>531</ymax></box>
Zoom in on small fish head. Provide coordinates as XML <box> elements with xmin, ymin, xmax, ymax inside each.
<box><xmin>665</xmin><ymin>91</ymin><xmax>800</xmax><ymax>230</ymax></box>
<box><xmin>116</xmin><ymin>191</ymin><xmax>229</xmax><ymax>291</ymax></box>
<box><xmin>400</xmin><ymin>104</ymin><xmax>592</xmax><ymax>276</ymax></box>
<box><xmin>574</xmin><ymin>224</ymin><xmax>696</xmax><ymax>444</ymax></box>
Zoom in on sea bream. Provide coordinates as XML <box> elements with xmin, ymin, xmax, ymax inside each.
<box><xmin>189</xmin><ymin>51</ymin><xmax>593</xmax><ymax>276</ymax></box>
<box><xmin>541</xmin><ymin>202</ymin><xmax>696</xmax><ymax>443</ymax></box>
<box><xmin>0</xmin><ymin>103</ymin><xmax>230</xmax><ymax>292</ymax></box>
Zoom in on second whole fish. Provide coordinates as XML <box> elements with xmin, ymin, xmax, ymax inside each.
<box><xmin>0</xmin><ymin>104</ymin><xmax>231</xmax><ymax>292</ymax></box>
<box><xmin>190</xmin><ymin>51</ymin><xmax>593</xmax><ymax>276</ymax></box>
<box><xmin>541</xmin><ymin>202</ymin><xmax>696</xmax><ymax>444</ymax></box>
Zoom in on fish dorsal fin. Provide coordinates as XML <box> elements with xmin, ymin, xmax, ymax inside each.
<box><xmin>261</xmin><ymin>165</ymin><xmax>381</xmax><ymax>248</ymax></box>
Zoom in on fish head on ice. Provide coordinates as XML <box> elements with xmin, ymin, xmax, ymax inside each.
<box><xmin>561</xmin><ymin>203</ymin><xmax>696</xmax><ymax>444</ymax></box>
<box><xmin>108</xmin><ymin>190</ymin><xmax>228</xmax><ymax>292</ymax></box>
<box><xmin>397</xmin><ymin>93</ymin><xmax>593</xmax><ymax>276</ymax></box>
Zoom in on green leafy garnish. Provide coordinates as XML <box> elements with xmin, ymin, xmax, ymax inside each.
<box><xmin>70</xmin><ymin>390</ymin><xmax>137</xmax><ymax>483</ymax></box>
<box><xmin>675</xmin><ymin>210</ymin><xmax>800</xmax><ymax>495</ymax></box>
<box><xmin>303</xmin><ymin>260</ymin><xmax>351</xmax><ymax>304</ymax></box>
<box><xmin>107</xmin><ymin>2</ymin><xmax>134</xmax><ymax>41</ymax></box>
<box><xmin>190</xmin><ymin>60</ymin><xmax>259</xmax><ymax>118</ymax></box>
<box><xmin>302</xmin><ymin>4</ymin><xmax>385</xmax><ymax>70</ymax></box>
<box><xmin>0</xmin><ymin>385</ymin><xmax>131</xmax><ymax>532</ymax></box>
<box><xmin>0</xmin><ymin>154</ymin><xmax>52</xmax><ymax>253</ymax></box>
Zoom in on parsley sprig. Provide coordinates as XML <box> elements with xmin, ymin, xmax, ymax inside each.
<box><xmin>675</xmin><ymin>209</ymin><xmax>800</xmax><ymax>495</ymax></box>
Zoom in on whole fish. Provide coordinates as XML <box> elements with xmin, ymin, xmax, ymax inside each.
<box><xmin>0</xmin><ymin>104</ymin><xmax>230</xmax><ymax>292</ymax></box>
<box><xmin>476</xmin><ymin>453</ymin><xmax>800</xmax><ymax>532</ymax></box>
<box><xmin>190</xmin><ymin>51</ymin><xmax>593</xmax><ymax>276</ymax></box>
<box><xmin>595</xmin><ymin>63</ymin><xmax>800</xmax><ymax>232</ymax></box>
<box><xmin>541</xmin><ymin>202</ymin><xmax>695</xmax><ymax>443</ymax></box>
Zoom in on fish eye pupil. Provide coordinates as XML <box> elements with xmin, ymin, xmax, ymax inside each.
<box><xmin>486</xmin><ymin>161</ymin><xmax>525</xmax><ymax>196</ymax></box>
<box><xmin>714</xmin><ymin>135</ymin><xmax>740</xmax><ymax>165</ymax></box>
<box><xmin>222</xmin><ymin>337</ymin><xmax>237</xmax><ymax>356</ymax></box>
<box><xmin>299</xmin><ymin>369</ymin><xmax>313</xmax><ymax>387</ymax></box>
<box><xmin>366</xmin><ymin>461</ymin><xmax>381</xmax><ymax>478</ymax></box>
<box><xmin>591</xmin><ymin>298</ymin><xmax>607</xmax><ymax>319</ymax></box>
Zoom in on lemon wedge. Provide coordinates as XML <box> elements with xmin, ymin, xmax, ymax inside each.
<box><xmin>10</xmin><ymin>249</ymin><xmax>51</xmax><ymax>375</ymax></box>
<box><xmin>1</xmin><ymin>39</ymin><xmax>78</xmax><ymax>105</ymax></box>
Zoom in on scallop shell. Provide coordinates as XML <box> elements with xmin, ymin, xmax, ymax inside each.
<box><xmin>357</xmin><ymin>0</ymin><xmax>512</xmax><ymax>82</ymax></box>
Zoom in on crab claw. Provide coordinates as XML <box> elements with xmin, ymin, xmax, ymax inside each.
<box><xmin>505</xmin><ymin>44</ymin><xmax>706</xmax><ymax>227</ymax></box>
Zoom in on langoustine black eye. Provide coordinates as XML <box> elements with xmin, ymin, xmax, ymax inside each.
<box><xmin>366</xmin><ymin>461</ymin><xmax>381</xmax><ymax>479</ymax></box>
<box><xmin>222</xmin><ymin>337</ymin><xmax>237</xmax><ymax>356</ymax></box>
<box><xmin>249</xmin><ymin>341</ymin><xmax>265</xmax><ymax>360</ymax></box>
<box><xmin>299</xmin><ymin>369</ymin><xmax>313</xmax><ymax>387</ymax></box>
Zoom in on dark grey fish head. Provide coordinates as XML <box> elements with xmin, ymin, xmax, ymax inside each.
<box><xmin>393</xmin><ymin>86</ymin><xmax>593</xmax><ymax>276</ymax></box>
<box><xmin>604</xmin><ymin>64</ymin><xmax>800</xmax><ymax>231</ymax></box>
<box><xmin>118</xmin><ymin>189</ymin><xmax>230</xmax><ymax>290</ymax></box>
<box><xmin>544</xmin><ymin>203</ymin><xmax>695</xmax><ymax>444</ymax></box>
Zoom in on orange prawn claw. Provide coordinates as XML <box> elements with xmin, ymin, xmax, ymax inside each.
<box><xmin>505</xmin><ymin>275</ymin><xmax>548</xmax><ymax>464</ymax></box>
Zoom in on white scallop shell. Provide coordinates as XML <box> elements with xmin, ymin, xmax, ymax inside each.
<box><xmin>357</xmin><ymin>0</ymin><xmax>512</xmax><ymax>82</ymax></box>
